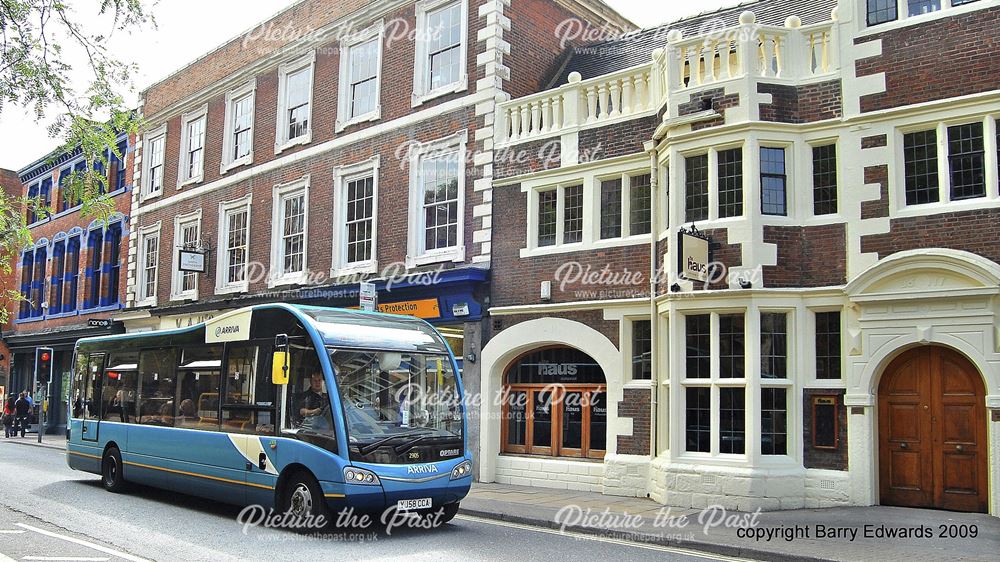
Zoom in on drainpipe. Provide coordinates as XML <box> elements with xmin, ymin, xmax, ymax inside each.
<box><xmin>646</xmin><ymin>142</ymin><xmax>659</xmax><ymax>461</ymax></box>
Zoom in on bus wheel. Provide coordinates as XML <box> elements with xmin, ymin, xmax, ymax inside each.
<box><xmin>101</xmin><ymin>447</ymin><xmax>126</xmax><ymax>493</ymax></box>
<box><xmin>438</xmin><ymin>502</ymin><xmax>460</xmax><ymax>525</ymax></box>
<box><xmin>280</xmin><ymin>472</ymin><xmax>329</xmax><ymax>531</ymax></box>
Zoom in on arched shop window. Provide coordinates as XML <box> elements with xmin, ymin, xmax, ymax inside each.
<box><xmin>501</xmin><ymin>347</ymin><xmax>607</xmax><ymax>459</ymax></box>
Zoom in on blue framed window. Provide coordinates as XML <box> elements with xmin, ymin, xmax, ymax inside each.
<box><xmin>58</xmin><ymin>167</ymin><xmax>72</xmax><ymax>212</ymax></box>
<box><xmin>73</xmin><ymin>161</ymin><xmax>86</xmax><ymax>207</ymax></box>
<box><xmin>27</xmin><ymin>183</ymin><xmax>39</xmax><ymax>224</ymax></box>
<box><xmin>18</xmin><ymin>251</ymin><xmax>33</xmax><ymax>319</ymax></box>
<box><xmin>31</xmin><ymin>246</ymin><xmax>46</xmax><ymax>318</ymax></box>
<box><xmin>40</xmin><ymin>178</ymin><xmax>52</xmax><ymax>217</ymax></box>
<box><xmin>50</xmin><ymin>240</ymin><xmax>66</xmax><ymax>313</ymax></box>
<box><xmin>64</xmin><ymin>236</ymin><xmax>81</xmax><ymax>313</ymax></box>
<box><xmin>103</xmin><ymin>223</ymin><xmax>123</xmax><ymax>306</ymax></box>
<box><xmin>111</xmin><ymin>140</ymin><xmax>128</xmax><ymax>192</ymax></box>
<box><xmin>85</xmin><ymin>229</ymin><xmax>104</xmax><ymax>310</ymax></box>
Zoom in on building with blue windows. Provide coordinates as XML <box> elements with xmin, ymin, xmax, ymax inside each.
<box><xmin>3</xmin><ymin>132</ymin><xmax>134</xmax><ymax>434</ymax></box>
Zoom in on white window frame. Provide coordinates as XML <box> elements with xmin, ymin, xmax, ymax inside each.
<box><xmin>216</xmin><ymin>194</ymin><xmax>253</xmax><ymax>295</ymax></box>
<box><xmin>332</xmin><ymin>156</ymin><xmax>380</xmax><ymax>277</ymax></box>
<box><xmin>336</xmin><ymin>22</ymin><xmax>384</xmax><ymax>132</ymax></box>
<box><xmin>679</xmin><ymin>310</ymin><xmax>750</xmax><ymax>460</ymax></box>
<box><xmin>269</xmin><ymin>176</ymin><xmax>310</xmax><ymax>288</ymax></box>
<box><xmin>221</xmin><ymin>79</ymin><xmax>257</xmax><ymax>174</ymax></box>
<box><xmin>275</xmin><ymin>51</ymin><xmax>316</xmax><ymax>154</ymax></box>
<box><xmin>136</xmin><ymin>221</ymin><xmax>162</xmax><ymax>307</ymax></box>
<box><xmin>140</xmin><ymin>124</ymin><xmax>167</xmax><ymax>201</ymax></box>
<box><xmin>861</xmin><ymin>0</ymin><xmax>988</xmax><ymax>32</ymax></box>
<box><xmin>170</xmin><ymin>210</ymin><xmax>202</xmax><ymax>302</ymax></box>
<box><xmin>406</xmin><ymin>130</ymin><xmax>467</xmax><ymax>267</ymax></box>
<box><xmin>177</xmin><ymin>104</ymin><xmax>208</xmax><ymax>187</ymax></box>
<box><xmin>411</xmin><ymin>0</ymin><xmax>469</xmax><ymax>107</ymax></box>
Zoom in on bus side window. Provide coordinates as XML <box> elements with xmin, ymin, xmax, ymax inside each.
<box><xmin>222</xmin><ymin>344</ymin><xmax>276</xmax><ymax>435</ymax></box>
<box><xmin>137</xmin><ymin>349</ymin><xmax>176</xmax><ymax>427</ymax></box>
<box><xmin>176</xmin><ymin>345</ymin><xmax>223</xmax><ymax>431</ymax></box>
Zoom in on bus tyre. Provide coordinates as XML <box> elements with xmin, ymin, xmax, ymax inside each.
<box><xmin>439</xmin><ymin>502</ymin><xmax>460</xmax><ymax>524</ymax></box>
<box><xmin>101</xmin><ymin>447</ymin><xmax>126</xmax><ymax>493</ymax></box>
<box><xmin>280</xmin><ymin>472</ymin><xmax>329</xmax><ymax>532</ymax></box>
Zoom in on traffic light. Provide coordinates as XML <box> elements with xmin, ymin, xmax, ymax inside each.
<box><xmin>35</xmin><ymin>347</ymin><xmax>54</xmax><ymax>384</ymax></box>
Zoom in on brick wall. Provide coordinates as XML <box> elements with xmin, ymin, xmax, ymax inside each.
<box><xmin>489</xmin><ymin>183</ymin><xmax>650</xmax><ymax>306</ymax></box>
<box><xmin>490</xmin><ymin>309</ymin><xmax>620</xmax><ymax>348</ymax></box>
<box><xmin>758</xmin><ymin>80</ymin><xmax>842</xmax><ymax>123</ymax></box>
<box><xmin>138</xmin><ymin>106</ymin><xmax>479</xmax><ymax>308</ymax></box>
<box><xmin>578</xmin><ymin>115</ymin><xmax>657</xmax><ymax>162</ymax></box>
<box><xmin>856</xmin><ymin>6</ymin><xmax>1000</xmax><ymax>113</ymax></box>
<box><xmin>860</xmin><ymin>164</ymin><xmax>889</xmax><ymax>220</ymax></box>
<box><xmin>802</xmin><ymin>388</ymin><xmax>848</xmax><ymax>471</ymax></box>
<box><xmin>617</xmin><ymin>387</ymin><xmax>650</xmax><ymax>455</ymax></box>
<box><xmin>146</xmin><ymin>0</ymin><xmax>486</xmax><ymax>193</ymax></box>
<box><xmin>861</xmin><ymin>207</ymin><xmax>1000</xmax><ymax>264</ymax></box>
<box><xmin>494</xmin><ymin>137</ymin><xmax>562</xmax><ymax>180</ymax></box>
<box><xmin>676</xmin><ymin>88</ymin><xmax>740</xmax><ymax>131</ymax></box>
<box><xmin>762</xmin><ymin>224</ymin><xmax>846</xmax><ymax>288</ymax></box>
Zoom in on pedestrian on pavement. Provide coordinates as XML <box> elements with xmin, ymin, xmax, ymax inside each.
<box><xmin>14</xmin><ymin>392</ymin><xmax>31</xmax><ymax>438</ymax></box>
<box><xmin>3</xmin><ymin>393</ymin><xmax>15</xmax><ymax>438</ymax></box>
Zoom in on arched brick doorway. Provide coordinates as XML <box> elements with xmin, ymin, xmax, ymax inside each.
<box><xmin>878</xmin><ymin>346</ymin><xmax>988</xmax><ymax>513</ymax></box>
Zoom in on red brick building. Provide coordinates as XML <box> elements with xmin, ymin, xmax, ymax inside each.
<box><xmin>479</xmin><ymin>0</ymin><xmax>1000</xmax><ymax>516</ymax></box>
<box><xmin>120</xmin><ymin>0</ymin><xmax>634</xmax><ymax>467</ymax></box>
<box><xmin>3</xmin><ymin>134</ymin><xmax>133</xmax><ymax>434</ymax></box>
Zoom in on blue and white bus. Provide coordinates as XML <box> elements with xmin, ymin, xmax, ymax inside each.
<box><xmin>67</xmin><ymin>304</ymin><xmax>471</xmax><ymax>524</ymax></box>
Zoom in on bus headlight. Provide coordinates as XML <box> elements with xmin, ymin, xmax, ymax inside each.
<box><xmin>344</xmin><ymin>467</ymin><xmax>381</xmax><ymax>486</ymax></box>
<box><xmin>450</xmin><ymin>460</ymin><xmax>472</xmax><ymax>480</ymax></box>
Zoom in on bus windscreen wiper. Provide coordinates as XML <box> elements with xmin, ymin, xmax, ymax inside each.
<box><xmin>393</xmin><ymin>429</ymin><xmax>460</xmax><ymax>455</ymax></box>
<box><xmin>358</xmin><ymin>430</ymin><xmax>432</xmax><ymax>455</ymax></box>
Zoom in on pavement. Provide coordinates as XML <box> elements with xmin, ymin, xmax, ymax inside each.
<box><xmin>5</xmin><ymin>436</ymin><xmax>998</xmax><ymax>561</ymax></box>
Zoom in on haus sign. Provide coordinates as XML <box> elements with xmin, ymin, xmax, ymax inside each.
<box><xmin>678</xmin><ymin>228</ymin><xmax>711</xmax><ymax>283</ymax></box>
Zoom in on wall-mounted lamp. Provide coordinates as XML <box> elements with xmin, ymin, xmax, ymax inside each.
<box><xmin>738</xmin><ymin>278</ymin><xmax>753</xmax><ymax>290</ymax></box>
<box><xmin>670</xmin><ymin>283</ymin><xmax>682</xmax><ymax>293</ymax></box>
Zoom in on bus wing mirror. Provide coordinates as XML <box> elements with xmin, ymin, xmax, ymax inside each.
<box><xmin>272</xmin><ymin>351</ymin><xmax>290</xmax><ymax>385</ymax></box>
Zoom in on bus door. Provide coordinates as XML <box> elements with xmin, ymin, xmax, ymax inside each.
<box><xmin>81</xmin><ymin>354</ymin><xmax>105</xmax><ymax>442</ymax></box>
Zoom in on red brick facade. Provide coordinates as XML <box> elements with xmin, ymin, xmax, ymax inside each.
<box><xmin>757</xmin><ymin>80</ymin><xmax>842</xmax><ymax>124</ymax></box>
<box><xmin>855</xmin><ymin>5</ymin><xmax>1000</xmax><ymax>113</ymax></box>
<box><xmin>762</xmin><ymin>224</ymin><xmax>847</xmax><ymax>288</ymax></box>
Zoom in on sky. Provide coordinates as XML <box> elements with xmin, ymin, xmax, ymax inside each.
<box><xmin>0</xmin><ymin>0</ymin><xmax>740</xmax><ymax>171</ymax></box>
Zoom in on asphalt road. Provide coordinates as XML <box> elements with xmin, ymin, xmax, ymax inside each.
<box><xmin>0</xmin><ymin>442</ymin><xmax>744</xmax><ymax>562</ymax></box>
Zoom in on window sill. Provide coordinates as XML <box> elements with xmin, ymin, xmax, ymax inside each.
<box><xmin>623</xmin><ymin>379</ymin><xmax>654</xmax><ymax>390</ymax></box>
<box><xmin>215</xmin><ymin>284</ymin><xmax>249</xmax><ymax>296</ymax></box>
<box><xmin>275</xmin><ymin>132</ymin><xmax>312</xmax><ymax>155</ymax></box>
<box><xmin>14</xmin><ymin>316</ymin><xmax>45</xmax><ymax>325</ymax></box>
<box><xmin>411</xmin><ymin>77</ymin><xmax>468</xmax><ymax>108</ymax></box>
<box><xmin>170</xmin><ymin>291</ymin><xmax>198</xmax><ymax>303</ymax></box>
<box><xmin>331</xmin><ymin>261</ymin><xmax>378</xmax><ymax>279</ymax></box>
<box><xmin>267</xmin><ymin>274</ymin><xmax>308</xmax><ymax>289</ymax></box>
<box><xmin>140</xmin><ymin>191</ymin><xmax>163</xmax><ymax>204</ymax></box>
<box><xmin>335</xmin><ymin>109</ymin><xmax>381</xmax><ymax>133</ymax></box>
<box><xmin>45</xmin><ymin>310</ymin><xmax>79</xmax><ymax>320</ymax></box>
<box><xmin>220</xmin><ymin>155</ymin><xmax>253</xmax><ymax>175</ymax></box>
<box><xmin>133</xmin><ymin>298</ymin><xmax>157</xmax><ymax>309</ymax></box>
<box><xmin>177</xmin><ymin>175</ymin><xmax>204</xmax><ymax>190</ymax></box>
<box><xmin>520</xmin><ymin>235</ymin><xmax>651</xmax><ymax>258</ymax></box>
<box><xmin>407</xmin><ymin>246</ymin><xmax>465</xmax><ymax>268</ymax></box>
<box><xmin>82</xmin><ymin>303</ymin><xmax>124</xmax><ymax>314</ymax></box>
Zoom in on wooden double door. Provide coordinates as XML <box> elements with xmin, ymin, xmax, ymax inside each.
<box><xmin>878</xmin><ymin>346</ymin><xmax>988</xmax><ymax>513</ymax></box>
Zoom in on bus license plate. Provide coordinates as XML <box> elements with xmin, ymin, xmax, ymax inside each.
<box><xmin>397</xmin><ymin>498</ymin><xmax>432</xmax><ymax>511</ymax></box>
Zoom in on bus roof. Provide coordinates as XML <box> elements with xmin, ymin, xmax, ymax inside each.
<box><xmin>81</xmin><ymin>304</ymin><xmax>451</xmax><ymax>355</ymax></box>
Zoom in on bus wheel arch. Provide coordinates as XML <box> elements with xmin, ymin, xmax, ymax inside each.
<box><xmin>275</xmin><ymin>465</ymin><xmax>329</xmax><ymax>529</ymax></box>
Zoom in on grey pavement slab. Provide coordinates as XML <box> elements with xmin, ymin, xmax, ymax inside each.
<box><xmin>462</xmin><ymin>483</ymin><xmax>1000</xmax><ymax>562</ymax></box>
